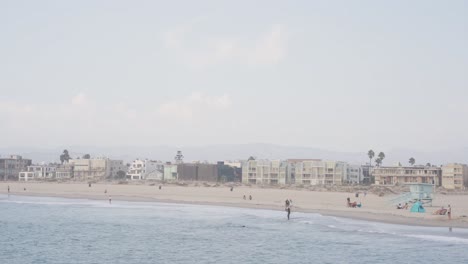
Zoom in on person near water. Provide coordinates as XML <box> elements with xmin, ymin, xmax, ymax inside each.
<box><xmin>159</xmin><ymin>185</ymin><xmax>162</xmax><ymax>190</ymax></box>
<box><xmin>285</xmin><ymin>199</ymin><xmax>290</xmax><ymax>208</ymax></box>
<box><xmin>109</xmin><ymin>196</ymin><xmax>112</xmax><ymax>204</ymax></box>
<box><xmin>346</xmin><ymin>197</ymin><xmax>351</xmax><ymax>207</ymax></box>
<box><xmin>448</xmin><ymin>205</ymin><xmax>452</xmax><ymax>220</ymax></box>
<box><xmin>249</xmin><ymin>195</ymin><xmax>252</xmax><ymax>200</ymax></box>
<box><xmin>24</xmin><ymin>187</ymin><xmax>26</xmax><ymax>191</ymax></box>
<box><xmin>7</xmin><ymin>185</ymin><xmax>10</xmax><ymax>193</ymax></box>
<box><xmin>243</xmin><ymin>195</ymin><xmax>246</xmax><ymax>200</ymax></box>
<box><xmin>287</xmin><ymin>206</ymin><xmax>291</xmax><ymax>220</ymax></box>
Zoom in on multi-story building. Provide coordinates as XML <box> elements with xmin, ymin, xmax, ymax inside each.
<box><xmin>70</xmin><ymin>158</ymin><xmax>124</xmax><ymax>181</ymax></box>
<box><xmin>372</xmin><ymin>165</ymin><xmax>441</xmax><ymax>186</ymax></box>
<box><xmin>441</xmin><ymin>163</ymin><xmax>468</xmax><ymax>189</ymax></box>
<box><xmin>108</xmin><ymin>160</ymin><xmax>126</xmax><ymax>179</ymax></box>
<box><xmin>290</xmin><ymin>160</ymin><xmax>346</xmax><ymax>186</ymax></box>
<box><xmin>55</xmin><ymin>163</ymin><xmax>74</xmax><ymax>179</ymax></box>
<box><xmin>126</xmin><ymin>159</ymin><xmax>163</xmax><ymax>180</ymax></box>
<box><xmin>0</xmin><ymin>155</ymin><xmax>32</xmax><ymax>181</ymax></box>
<box><xmin>177</xmin><ymin>163</ymin><xmax>218</xmax><ymax>182</ymax></box>
<box><xmin>242</xmin><ymin>159</ymin><xmax>288</xmax><ymax>185</ymax></box>
<box><xmin>18</xmin><ymin>165</ymin><xmax>56</xmax><ymax>181</ymax></box>
<box><xmin>346</xmin><ymin>165</ymin><xmax>363</xmax><ymax>184</ymax></box>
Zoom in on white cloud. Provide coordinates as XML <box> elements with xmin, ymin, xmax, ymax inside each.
<box><xmin>157</xmin><ymin>92</ymin><xmax>231</xmax><ymax>120</ymax></box>
<box><xmin>71</xmin><ymin>93</ymin><xmax>87</xmax><ymax>105</ymax></box>
<box><xmin>162</xmin><ymin>24</ymin><xmax>287</xmax><ymax>69</ymax></box>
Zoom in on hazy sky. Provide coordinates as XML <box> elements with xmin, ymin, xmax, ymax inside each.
<box><xmin>1</xmin><ymin>0</ymin><xmax>467</xmax><ymax>152</ymax></box>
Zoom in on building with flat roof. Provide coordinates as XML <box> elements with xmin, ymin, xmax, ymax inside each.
<box><xmin>126</xmin><ymin>159</ymin><xmax>163</xmax><ymax>180</ymax></box>
<box><xmin>242</xmin><ymin>160</ymin><xmax>288</xmax><ymax>185</ymax></box>
<box><xmin>177</xmin><ymin>163</ymin><xmax>218</xmax><ymax>182</ymax></box>
<box><xmin>0</xmin><ymin>155</ymin><xmax>32</xmax><ymax>181</ymax></box>
<box><xmin>372</xmin><ymin>165</ymin><xmax>441</xmax><ymax>186</ymax></box>
<box><xmin>289</xmin><ymin>160</ymin><xmax>346</xmax><ymax>186</ymax></box>
<box><xmin>441</xmin><ymin>163</ymin><xmax>468</xmax><ymax>189</ymax></box>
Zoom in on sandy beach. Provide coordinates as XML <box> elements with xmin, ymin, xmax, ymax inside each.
<box><xmin>1</xmin><ymin>182</ymin><xmax>467</xmax><ymax>228</ymax></box>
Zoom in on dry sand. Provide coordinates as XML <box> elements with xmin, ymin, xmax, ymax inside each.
<box><xmin>1</xmin><ymin>182</ymin><xmax>467</xmax><ymax>228</ymax></box>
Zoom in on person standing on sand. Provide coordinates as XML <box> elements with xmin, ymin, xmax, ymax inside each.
<box><xmin>243</xmin><ymin>195</ymin><xmax>246</xmax><ymax>200</ymax></box>
<box><xmin>448</xmin><ymin>205</ymin><xmax>452</xmax><ymax>220</ymax></box>
<box><xmin>109</xmin><ymin>196</ymin><xmax>112</xmax><ymax>204</ymax></box>
<box><xmin>7</xmin><ymin>185</ymin><xmax>10</xmax><ymax>193</ymax></box>
<box><xmin>249</xmin><ymin>195</ymin><xmax>252</xmax><ymax>200</ymax></box>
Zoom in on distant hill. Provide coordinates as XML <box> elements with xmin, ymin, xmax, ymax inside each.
<box><xmin>1</xmin><ymin>144</ymin><xmax>467</xmax><ymax>166</ymax></box>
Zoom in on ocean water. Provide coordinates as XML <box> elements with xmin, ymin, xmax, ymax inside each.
<box><xmin>1</xmin><ymin>195</ymin><xmax>468</xmax><ymax>264</ymax></box>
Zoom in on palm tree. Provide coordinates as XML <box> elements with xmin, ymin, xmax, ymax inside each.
<box><xmin>367</xmin><ymin>150</ymin><xmax>375</xmax><ymax>166</ymax></box>
<box><xmin>409</xmin><ymin>157</ymin><xmax>415</xmax><ymax>166</ymax></box>
<box><xmin>375</xmin><ymin>158</ymin><xmax>382</xmax><ymax>167</ymax></box>
<box><xmin>378</xmin><ymin>152</ymin><xmax>385</xmax><ymax>165</ymax></box>
<box><xmin>60</xmin><ymin>149</ymin><xmax>71</xmax><ymax>164</ymax></box>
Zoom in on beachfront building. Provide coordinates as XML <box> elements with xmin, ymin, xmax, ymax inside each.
<box><xmin>126</xmin><ymin>159</ymin><xmax>163</xmax><ymax>180</ymax></box>
<box><xmin>163</xmin><ymin>163</ymin><xmax>178</xmax><ymax>181</ymax></box>
<box><xmin>0</xmin><ymin>155</ymin><xmax>32</xmax><ymax>181</ymax></box>
<box><xmin>288</xmin><ymin>159</ymin><xmax>347</xmax><ymax>186</ymax></box>
<box><xmin>55</xmin><ymin>163</ymin><xmax>74</xmax><ymax>179</ymax></box>
<box><xmin>70</xmin><ymin>158</ymin><xmax>124</xmax><ymax>181</ymax></box>
<box><xmin>177</xmin><ymin>163</ymin><xmax>218</xmax><ymax>182</ymax></box>
<box><xmin>345</xmin><ymin>165</ymin><xmax>364</xmax><ymax>184</ymax></box>
<box><xmin>18</xmin><ymin>171</ymin><xmax>35</xmax><ymax>181</ymax></box>
<box><xmin>18</xmin><ymin>165</ymin><xmax>56</xmax><ymax>181</ymax></box>
<box><xmin>441</xmin><ymin>163</ymin><xmax>468</xmax><ymax>189</ymax></box>
<box><xmin>372</xmin><ymin>165</ymin><xmax>441</xmax><ymax>186</ymax></box>
<box><xmin>108</xmin><ymin>159</ymin><xmax>126</xmax><ymax>179</ymax></box>
<box><xmin>242</xmin><ymin>159</ymin><xmax>288</xmax><ymax>185</ymax></box>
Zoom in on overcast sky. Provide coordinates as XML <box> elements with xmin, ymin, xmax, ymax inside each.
<box><xmin>1</xmin><ymin>0</ymin><xmax>467</xmax><ymax>152</ymax></box>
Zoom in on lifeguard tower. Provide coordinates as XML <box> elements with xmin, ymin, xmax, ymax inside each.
<box><xmin>390</xmin><ymin>183</ymin><xmax>435</xmax><ymax>207</ymax></box>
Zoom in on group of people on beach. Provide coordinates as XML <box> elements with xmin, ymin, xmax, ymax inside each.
<box><xmin>346</xmin><ymin>197</ymin><xmax>361</xmax><ymax>208</ymax></box>
<box><xmin>433</xmin><ymin>205</ymin><xmax>452</xmax><ymax>220</ymax></box>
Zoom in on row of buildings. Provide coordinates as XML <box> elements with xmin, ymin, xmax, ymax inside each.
<box><xmin>241</xmin><ymin>159</ymin><xmax>468</xmax><ymax>190</ymax></box>
<box><xmin>2</xmin><ymin>155</ymin><xmax>468</xmax><ymax>190</ymax></box>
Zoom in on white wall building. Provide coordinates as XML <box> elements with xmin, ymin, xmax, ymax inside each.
<box><xmin>242</xmin><ymin>159</ymin><xmax>288</xmax><ymax>185</ymax></box>
<box><xmin>18</xmin><ymin>165</ymin><xmax>57</xmax><ymax>181</ymax></box>
<box><xmin>127</xmin><ymin>159</ymin><xmax>164</xmax><ymax>180</ymax></box>
<box><xmin>346</xmin><ymin>165</ymin><xmax>363</xmax><ymax>184</ymax></box>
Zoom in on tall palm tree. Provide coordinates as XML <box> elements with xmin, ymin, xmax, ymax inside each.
<box><xmin>409</xmin><ymin>157</ymin><xmax>415</xmax><ymax>166</ymax></box>
<box><xmin>378</xmin><ymin>152</ymin><xmax>385</xmax><ymax>165</ymax></box>
<box><xmin>367</xmin><ymin>150</ymin><xmax>375</xmax><ymax>166</ymax></box>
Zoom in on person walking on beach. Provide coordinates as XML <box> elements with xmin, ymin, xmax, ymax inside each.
<box><xmin>448</xmin><ymin>205</ymin><xmax>452</xmax><ymax>220</ymax></box>
<box><xmin>7</xmin><ymin>185</ymin><xmax>10</xmax><ymax>193</ymax></box>
<box><xmin>109</xmin><ymin>196</ymin><xmax>112</xmax><ymax>204</ymax></box>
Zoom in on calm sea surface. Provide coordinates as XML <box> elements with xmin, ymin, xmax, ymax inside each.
<box><xmin>1</xmin><ymin>195</ymin><xmax>468</xmax><ymax>264</ymax></box>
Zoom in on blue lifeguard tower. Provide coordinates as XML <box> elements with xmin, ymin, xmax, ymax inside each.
<box><xmin>390</xmin><ymin>183</ymin><xmax>435</xmax><ymax>207</ymax></box>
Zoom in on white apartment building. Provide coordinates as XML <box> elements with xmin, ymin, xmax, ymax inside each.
<box><xmin>441</xmin><ymin>163</ymin><xmax>468</xmax><ymax>189</ymax></box>
<box><xmin>372</xmin><ymin>165</ymin><xmax>441</xmax><ymax>186</ymax></box>
<box><xmin>346</xmin><ymin>165</ymin><xmax>363</xmax><ymax>184</ymax></box>
<box><xmin>126</xmin><ymin>159</ymin><xmax>164</xmax><ymax>180</ymax></box>
<box><xmin>242</xmin><ymin>159</ymin><xmax>288</xmax><ymax>185</ymax></box>
<box><xmin>289</xmin><ymin>159</ymin><xmax>347</xmax><ymax>186</ymax></box>
<box><xmin>18</xmin><ymin>165</ymin><xmax>57</xmax><ymax>181</ymax></box>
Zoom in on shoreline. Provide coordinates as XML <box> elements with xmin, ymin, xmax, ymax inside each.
<box><xmin>2</xmin><ymin>182</ymin><xmax>468</xmax><ymax>229</ymax></box>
